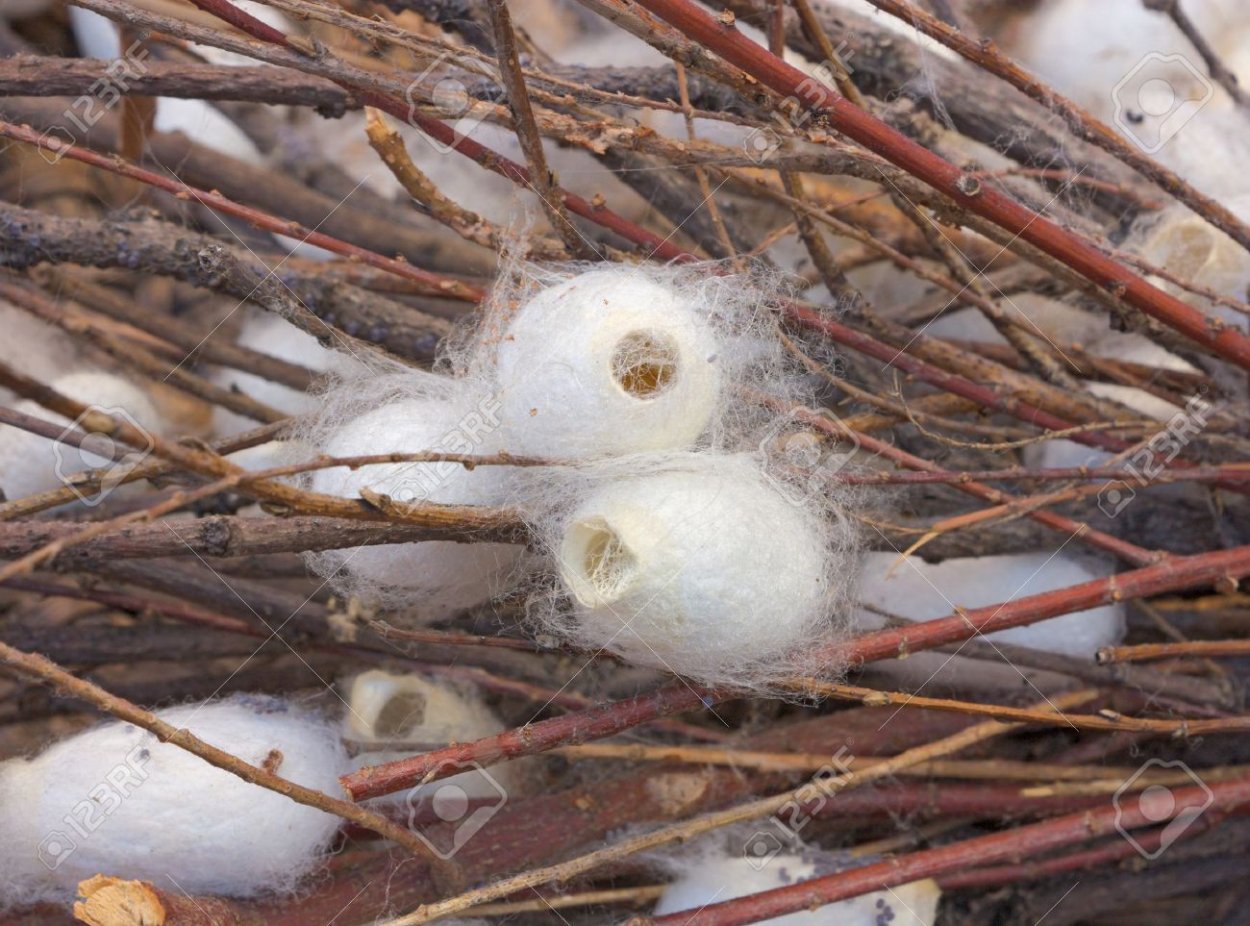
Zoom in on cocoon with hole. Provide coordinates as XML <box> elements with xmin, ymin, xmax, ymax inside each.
<box><xmin>493</xmin><ymin>268</ymin><xmax>722</xmax><ymax>457</ymax></box>
<box><xmin>0</xmin><ymin>695</ymin><xmax>348</xmax><ymax>906</ymax></box>
<box><xmin>343</xmin><ymin>670</ymin><xmax>516</xmax><ymax>809</ymax></box>
<box><xmin>550</xmin><ymin>455</ymin><xmax>834</xmax><ymax>683</ymax></box>
<box><xmin>308</xmin><ymin>392</ymin><xmax>522</xmax><ymax>616</ymax></box>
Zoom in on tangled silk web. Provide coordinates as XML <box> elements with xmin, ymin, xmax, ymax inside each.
<box><xmin>296</xmin><ymin>260</ymin><xmax>867</xmax><ymax>690</ymax></box>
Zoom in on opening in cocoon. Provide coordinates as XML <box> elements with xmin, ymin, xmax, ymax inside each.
<box><xmin>538</xmin><ymin>454</ymin><xmax>851</xmax><ymax>687</ymax></box>
<box><xmin>490</xmin><ymin>267</ymin><xmax>723</xmax><ymax>457</ymax></box>
<box><xmin>342</xmin><ymin>670</ymin><xmax>519</xmax><ymax>809</ymax></box>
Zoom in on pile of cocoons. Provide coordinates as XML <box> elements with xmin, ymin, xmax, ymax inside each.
<box><xmin>0</xmin><ymin>695</ymin><xmax>349</xmax><ymax>906</ymax></box>
<box><xmin>298</xmin><ymin>263</ymin><xmax>861</xmax><ymax>687</ymax></box>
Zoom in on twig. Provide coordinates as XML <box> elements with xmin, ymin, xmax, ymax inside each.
<box><xmin>1143</xmin><ymin>0</ymin><xmax>1249</xmax><ymax>108</ymax></box>
<box><xmin>855</xmin><ymin>0</ymin><xmax>1250</xmax><ymax>249</ymax></box>
<box><xmin>802</xmin><ymin>681</ymin><xmax>1250</xmax><ymax>735</ymax></box>
<box><xmin>1099</xmin><ymin>640</ymin><xmax>1250</xmax><ymax>664</ymax></box>
<box><xmin>0</xmin><ymin>639</ymin><xmax>467</xmax><ymax>889</ymax></box>
<box><xmin>487</xmin><ymin>0</ymin><xmax>593</xmax><ymax>258</ymax></box>
<box><xmin>0</xmin><ymin>120</ymin><xmax>483</xmax><ymax>304</ymax></box>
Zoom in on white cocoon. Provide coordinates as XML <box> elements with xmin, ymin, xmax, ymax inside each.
<box><xmin>0</xmin><ymin>695</ymin><xmax>348</xmax><ymax>906</ymax></box>
<box><xmin>857</xmin><ymin>552</ymin><xmax>1125</xmax><ymax>656</ymax></box>
<box><xmin>0</xmin><ymin>371</ymin><xmax>163</xmax><ymax>503</ymax></box>
<box><xmin>67</xmin><ymin>5</ymin><xmax>287</xmax><ymax>163</ymax></box>
<box><xmin>343</xmin><ymin>670</ymin><xmax>516</xmax><ymax>803</ymax></box>
<box><xmin>550</xmin><ymin>455</ymin><xmax>835</xmax><ymax>682</ymax></box>
<box><xmin>655</xmin><ymin>852</ymin><xmax>941</xmax><ymax>925</ymax></box>
<box><xmin>308</xmin><ymin>391</ymin><xmax>522</xmax><ymax>616</ymax></box>
<box><xmin>492</xmin><ymin>268</ymin><xmax>722</xmax><ymax>457</ymax></box>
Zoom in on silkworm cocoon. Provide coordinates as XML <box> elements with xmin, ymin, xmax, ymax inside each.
<box><xmin>307</xmin><ymin>390</ymin><xmax>522</xmax><ymax>616</ymax></box>
<box><xmin>343</xmin><ymin>671</ymin><xmax>517</xmax><ymax>804</ymax></box>
<box><xmin>0</xmin><ymin>371</ymin><xmax>163</xmax><ymax>503</ymax></box>
<box><xmin>491</xmin><ymin>268</ymin><xmax>722</xmax><ymax>457</ymax></box>
<box><xmin>546</xmin><ymin>455</ymin><xmax>839</xmax><ymax>684</ymax></box>
<box><xmin>855</xmin><ymin>552</ymin><xmax>1125</xmax><ymax>692</ymax></box>
<box><xmin>212</xmin><ymin>311</ymin><xmax>354</xmax><ymax>437</ymax></box>
<box><xmin>655</xmin><ymin>850</ymin><xmax>941</xmax><ymax>925</ymax></box>
<box><xmin>860</xmin><ymin>552</ymin><xmax>1126</xmax><ymax>654</ymax></box>
<box><xmin>0</xmin><ymin>695</ymin><xmax>348</xmax><ymax>907</ymax></box>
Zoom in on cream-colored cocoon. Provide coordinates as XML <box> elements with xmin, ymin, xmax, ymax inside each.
<box><xmin>343</xmin><ymin>670</ymin><xmax>517</xmax><ymax>805</ymax></box>
<box><xmin>655</xmin><ymin>849</ymin><xmax>941</xmax><ymax>925</ymax></box>
<box><xmin>544</xmin><ymin>454</ymin><xmax>842</xmax><ymax>684</ymax></box>
<box><xmin>855</xmin><ymin>552</ymin><xmax>1126</xmax><ymax>692</ymax></box>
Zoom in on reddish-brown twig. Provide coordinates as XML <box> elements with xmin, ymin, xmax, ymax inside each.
<box><xmin>1099</xmin><ymin>640</ymin><xmax>1250</xmax><ymax>664</ymax></box>
<box><xmin>341</xmin><ymin>681</ymin><xmax>717</xmax><ymax>800</ymax></box>
<box><xmin>640</xmin><ymin>776</ymin><xmax>1250</xmax><ymax>924</ymax></box>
